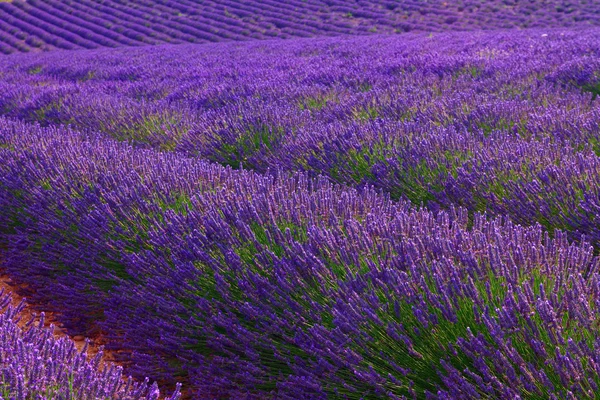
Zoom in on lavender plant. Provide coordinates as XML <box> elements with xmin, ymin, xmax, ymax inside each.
<box><xmin>0</xmin><ymin>288</ymin><xmax>182</xmax><ymax>399</ymax></box>
<box><xmin>3</xmin><ymin>118</ymin><xmax>600</xmax><ymax>398</ymax></box>
<box><xmin>1</xmin><ymin>30</ymin><xmax>600</xmax><ymax>244</ymax></box>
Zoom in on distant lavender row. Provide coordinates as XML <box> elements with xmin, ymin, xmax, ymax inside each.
<box><xmin>2</xmin><ymin>30</ymin><xmax>600</xmax><ymax>243</ymax></box>
<box><xmin>0</xmin><ymin>289</ymin><xmax>181</xmax><ymax>399</ymax></box>
<box><xmin>3</xmin><ymin>117</ymin><xmax>600</xmax><ymax>398</ymax></box>
<box><xmin>0</xmin><ymin>0</ymin><xmax>600</xmax><ymax>53</ymax></box>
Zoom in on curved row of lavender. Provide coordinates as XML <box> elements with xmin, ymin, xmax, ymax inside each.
<box><xmin>0</xmin><ymin>0</ymin><xmax>599</xmax><ymax>54</ymax></box>
<box><xmin>2</xmin><ymin>29</ymin><xmax>600</xmax><ymax>243</ymax></box>
<box><xmin>0</xmin><ymin>288</ymin><xmax>182</xmax><ymax>399</ymax></box>
<box><xmin>3</xmin><ymin>116</ymin><xmax>600</xmax><ymax>398</ymax></box>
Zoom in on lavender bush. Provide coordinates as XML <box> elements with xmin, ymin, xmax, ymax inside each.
<box><xmin>3</xmin><ymin>118</ymin><xmax>600</xmax><ymax>398</ymax></box>
<box><xmin>1</xmin><ymin>30</ymin><xmax>600</xmax><ymax>243</ymax></box>
<box><xmin>0</xmin><ymin>288</ymin><xmax>182</xmax><ymax>399</ymax></box>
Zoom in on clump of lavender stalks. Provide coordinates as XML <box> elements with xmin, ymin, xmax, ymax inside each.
<box><xmin>0</xmin><ymin>288</ymin><xmax>182</xmax><ymax>400</ymax></box>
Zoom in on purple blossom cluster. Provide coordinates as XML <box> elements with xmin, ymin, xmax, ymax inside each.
<box><xmin>0</xmin><ymin>288</ymin><xmax>182</xmax><ymax>399</ymax></box>
<box><xmin>1</xmin><ymin>30</ymin><xmax>600</xmax><ymax>244</ymax></box>
<box><xmin>3</xmin><ymin>116</ymin><xmax>600</xmax><ymax>398</ymax></box>
<box><xmin>0</xmin><ymin>0</ymin><xmax>599</xmax><ymax>53</ymax></box>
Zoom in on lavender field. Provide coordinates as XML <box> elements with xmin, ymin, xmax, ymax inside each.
<box><xmin>1</xmin><ymin>1</ymin><xmax>600</xmax><ymax>399</ymax></box>
<box><xmin>0</xmin><ymin>0</ymin><xmax>599</xmax><ymax>54</ymax></box>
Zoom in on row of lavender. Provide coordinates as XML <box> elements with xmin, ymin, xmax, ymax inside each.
<box><xmin>1</xmin><ymin>0</ymin><xmax>600</xmax><ymax>54</ymax></box>
<box><xmin>2</xmin><ymin>30</ymin><xmax>600</xmax><ymax>243</ymax></box>
<box><xmin>3</xmin><ymin>116</ymin><xmax>600</xmax><ymax>398</ymax></box>
<box><xmin>0</xmin><ymin>289</ymin><xmax>181</xmax><ymax>399</ymax></box>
